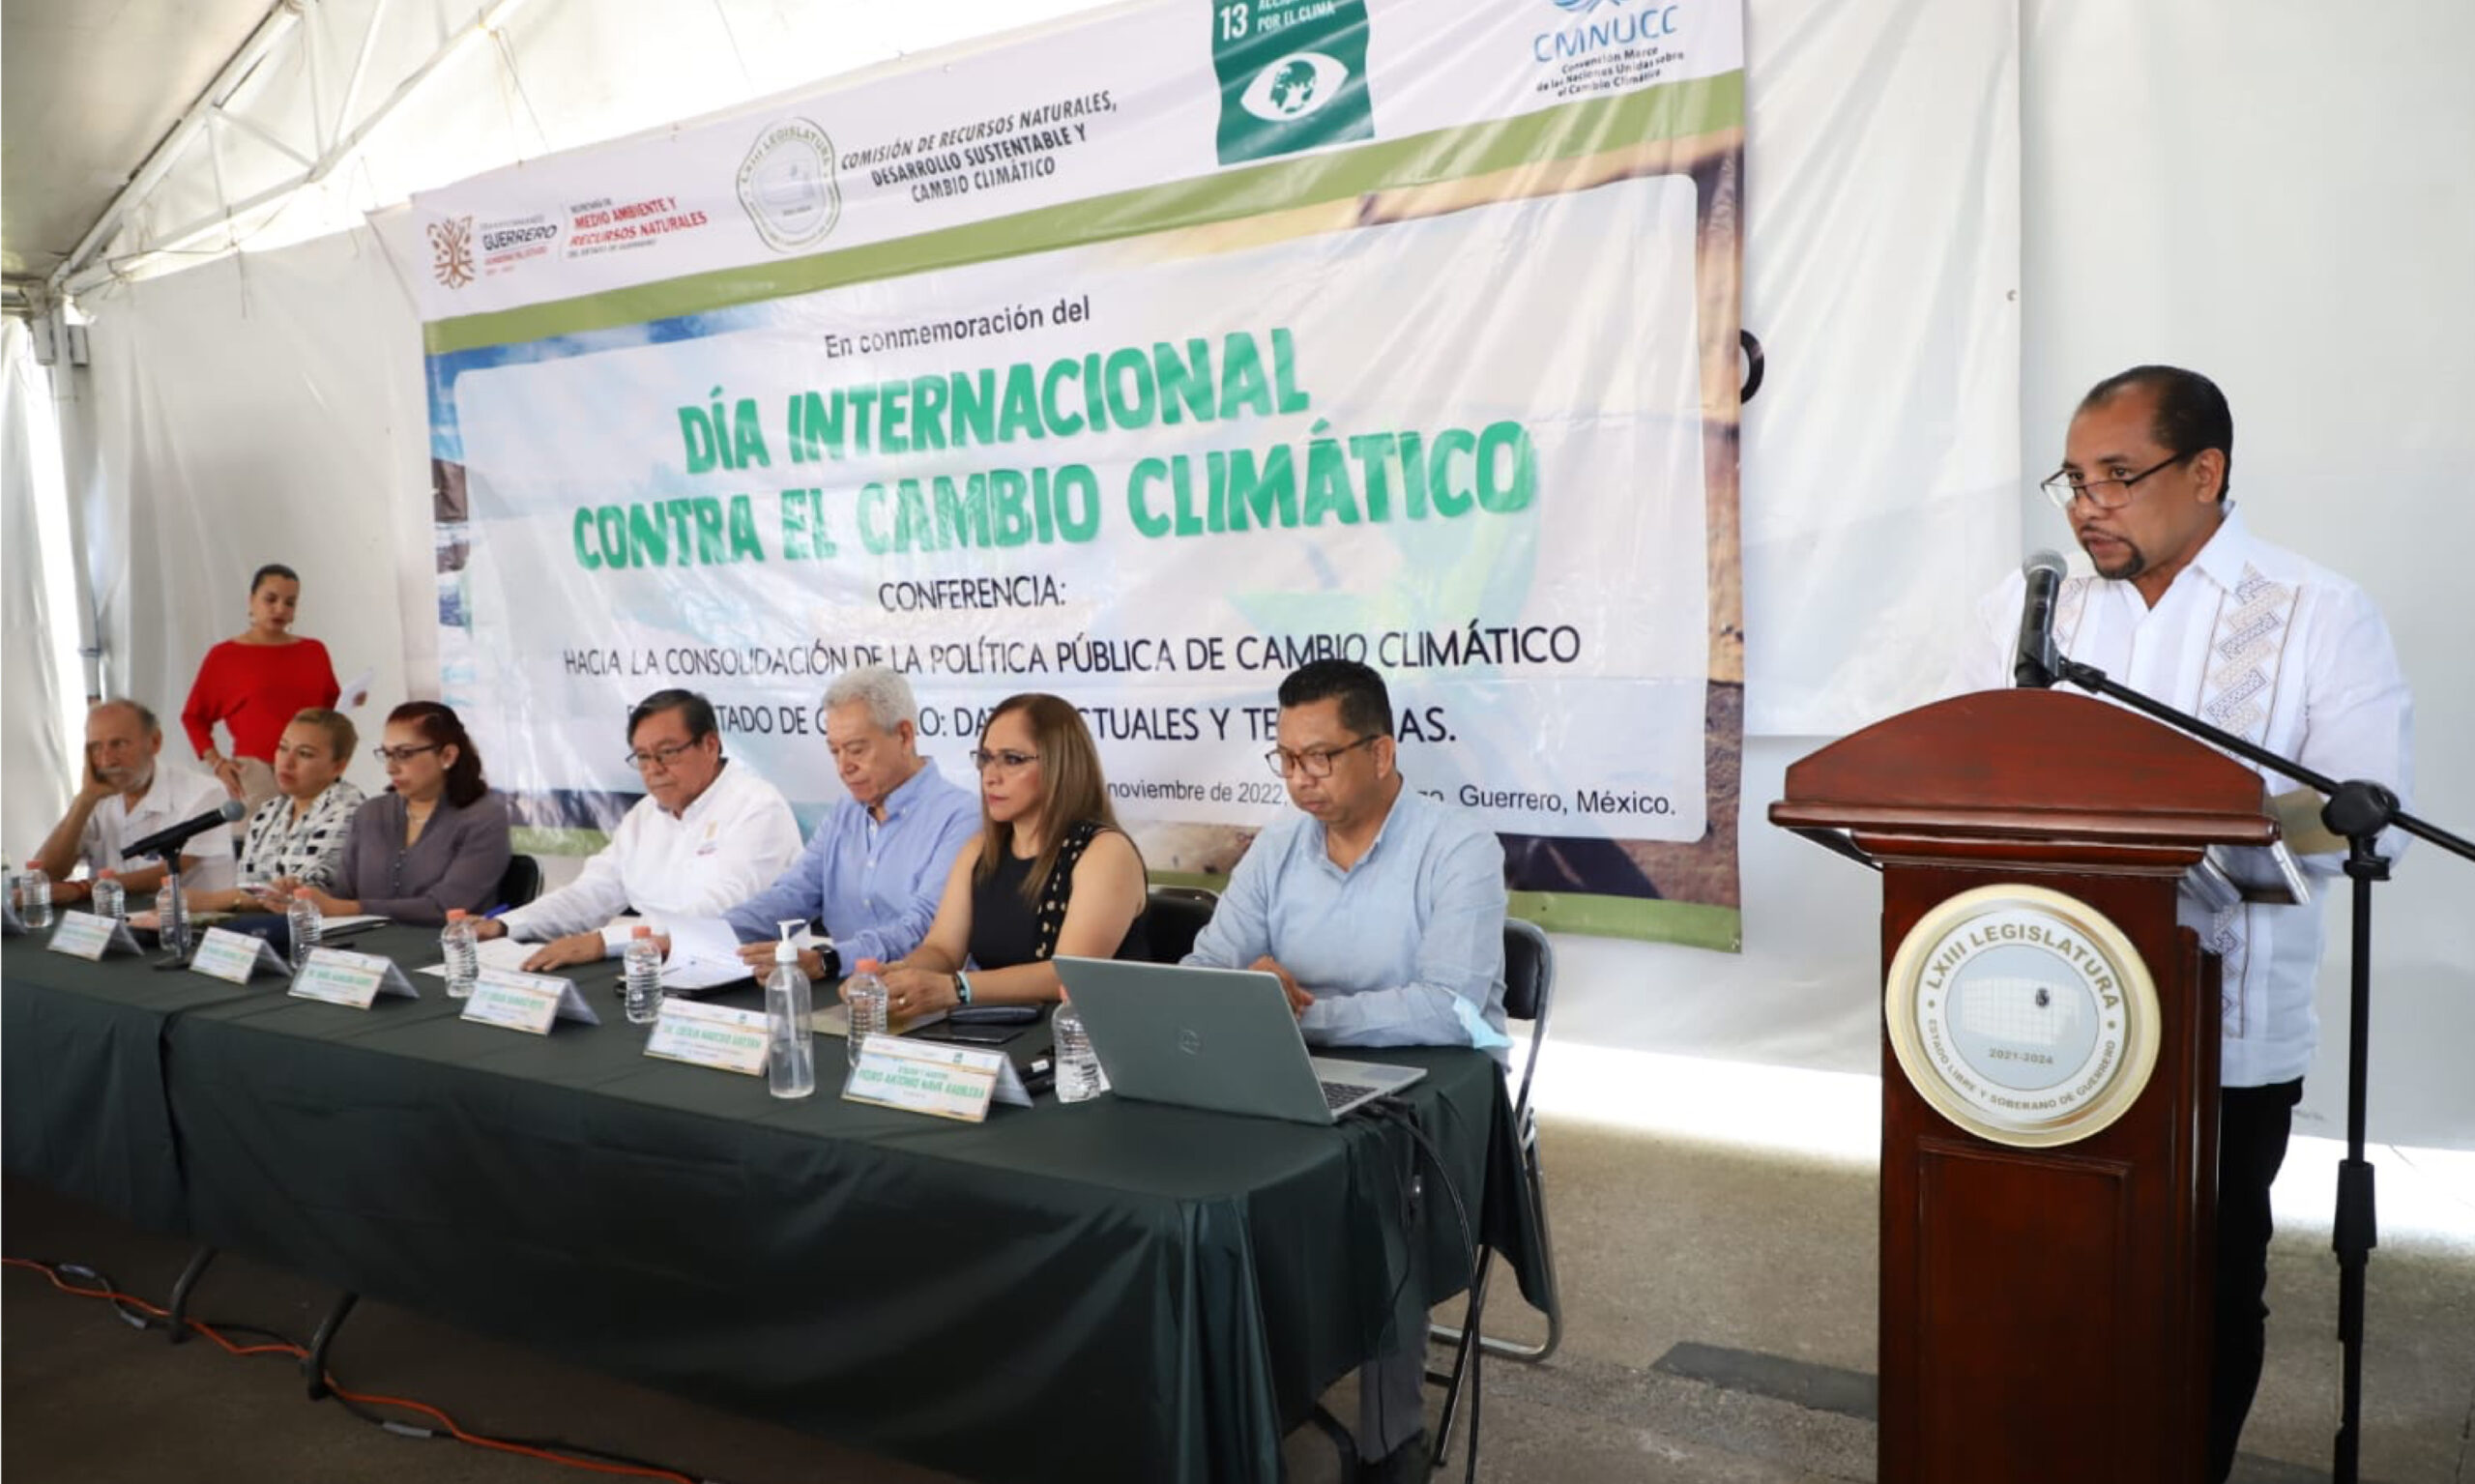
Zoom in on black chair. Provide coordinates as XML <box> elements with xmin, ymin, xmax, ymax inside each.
<box><xmin>492</xmin><ymin>854</ymin><xmax>543</xmax><ymax>913</ymax></box>
<box><xmin>1426</xmin><ymin>918</ymin><xmax>1562</xmax><ymax>1457</ymax></box>
<box><xmin>1140</xmin><ymin>884</ymin><xmax>1219</xmax><ymax>964</ymax></box>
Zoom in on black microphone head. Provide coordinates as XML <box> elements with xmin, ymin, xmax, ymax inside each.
<box><xmin>219</xmin><ymin>798</ymin><xmax>248</xmax><ymax>823</ymax></box>
<box><xmin>2024</xmin><ymin>548</ymin><xmax>2068</xmax><ymax>583</ymax></box>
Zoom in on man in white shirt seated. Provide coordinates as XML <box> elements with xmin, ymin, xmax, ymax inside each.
<box><xmin>31</xmin><ymin>699</ymin><xmax>238</xmax><ymax>899</ymax></box>
<box><xmin>475</xmin><ymin>688</ymin><xmax>802</xmax><ymax>970</ymax></box>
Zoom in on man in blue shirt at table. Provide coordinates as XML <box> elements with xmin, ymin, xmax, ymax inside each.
<box><xmin>1182</xmin><ymin>656</ymin><xmax>1509</xmax><ymax>1477</ymax></box>
<box><xmin>727</xmin><ymin>666</ymin><xmax>978</xmax><ymax>978</ymax></box>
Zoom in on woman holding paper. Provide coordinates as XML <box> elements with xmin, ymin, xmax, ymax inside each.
<box><xmin>182</xmin><ymin>564</ymin><xmax>349</xmax><ymax>807</ymax></box>
<box><xmin>877</xmin><ymin>693</ymin><xmax>1149</xmax><ymax>1015</ymax></box>
<box><xmin>189</xmin><ymin>709</ymin><xmax>366</xmax><ymax>913</ymax></box>
<box><xmin>277</xmin><ymin>701</ymin><xmax>510</xmax><ymax>926</ymax></box>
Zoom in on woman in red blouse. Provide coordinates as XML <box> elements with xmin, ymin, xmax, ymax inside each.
<box><xmin>183</xmin><ymin>564</ymin><xmax>342</xmax><ymax>804</ymax></box>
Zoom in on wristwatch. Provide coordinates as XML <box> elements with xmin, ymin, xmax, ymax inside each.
<box><xmin>954</xmin><ymin>969</ymin><xmax>975</xmax><ymax>1006</ymax></box>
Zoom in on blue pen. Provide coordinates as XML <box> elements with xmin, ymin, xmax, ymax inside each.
<box><xmin>485</xmin><ymin>903</ymin><xmax>514</xmax><ymax>918</ymax></box>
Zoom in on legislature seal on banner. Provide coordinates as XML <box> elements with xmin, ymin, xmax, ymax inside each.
<box><xmin>737</xmin><ymin>118</ymin><xmax>841</xmax><ymax>253</ymax></box>
<box><xmin>1884</xmin><ymin>884</ymin><xmax>2160</xmax><ymax>1149</ymax></box>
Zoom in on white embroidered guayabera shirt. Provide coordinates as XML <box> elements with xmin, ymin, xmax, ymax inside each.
<box><xmin>1962</xmin><ymin>506</ymin><xmax>2414</xmax><ymax>1087</ymax></box>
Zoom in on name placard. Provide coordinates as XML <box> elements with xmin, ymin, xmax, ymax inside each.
<box><xmin>460</xmin><ymin>968</ymin><xmax>601</xmax><ymax>1034</ymax></box>
<box><xmin>189</xmin><ymin>927</ymin><xmax>289</xmax><ymax>983</ymax></box>
<box><xmin>644</xmin><ymin>999</ymin><xmax>770</xmax><ymax>1075</ymax></box>
<box><xmin>289</xmin><ymin>946</ymin><xmax>419</xmax><ymax>1008</ymax></box>
<box><xmin>843</xmin><ymin>1037</ymin><xmax>1034</xmax><ymax>1122</ymax></box>
<box><xmin>45</xmin><ymin>911</ymin><xmax>142</xmax><ymax>961</ymax></box>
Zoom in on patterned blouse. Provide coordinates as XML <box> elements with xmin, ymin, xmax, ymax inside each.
<box><xmin>238</xmin><ymin>779</ymin><xmax>366</xmax><ymax>888</ymax></box>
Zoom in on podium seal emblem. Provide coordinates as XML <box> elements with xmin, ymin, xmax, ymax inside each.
<box><xmin>1885</xmin><ymin>884</ymin><xmax>2160</xmax><ymax>1148</ymax></box>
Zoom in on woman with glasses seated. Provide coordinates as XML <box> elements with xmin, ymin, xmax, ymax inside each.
<box><xmin>876</xmin><ymin>693</ymin><xmax>1150</xmax><ymax>1017</ymax></box>
<box><xmin>188</xmin><ymin>709</ymin><xmax>366</xmax><ymax>913</ymax></box>
<box><xmin>275</xmin><ymin>701</ymin><xmax>510</xmax><ymax>925</ymax></box>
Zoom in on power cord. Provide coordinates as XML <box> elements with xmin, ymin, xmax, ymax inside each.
<box><xmin>4</xmin><ymin>1256</ymin><xmax>723</xmax><ymax>1483</ymax></box>
<box><xmin>1364</xmin><ymin>1095</ymin><xmax>1484</xmax><ymax>1484</ymax></box>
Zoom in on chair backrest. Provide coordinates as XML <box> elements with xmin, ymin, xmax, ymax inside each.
<box><xmin>1142</xmin><ymin>884</ymin><xmax>1220</xmax><ymax>965</ymax></box>
<box><xmin>494</xmin><ymin>853</ymin><xmax>543</xmax><ymax>912</ymax></box>
<box><xmin>1501</xmin><ymin>917</ymin><xmax>1556</xmax><ymax>1121</ymax></box>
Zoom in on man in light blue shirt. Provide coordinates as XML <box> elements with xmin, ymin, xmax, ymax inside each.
<box><xmin>1183</xmin><ymin>656</ymin><xmax>1510</xmax><ymax>1478</ymax></box>
<box><xmin>728</xmin><ymin>667</ymin><xmax>978</xmax><ymax>978</ymax></box>
<box><xmin>1185</xmin><ymin>658</ymin><xmax>1510</xmax><ymax>1057</ymax></box>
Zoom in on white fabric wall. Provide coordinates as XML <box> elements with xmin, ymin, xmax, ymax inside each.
<box><xmin>2</xmin><ymin>322</ymin><xmax>80</xmax><ymax>853</ymax></box>
<box><xmin>35</xmin><ymin>0</ymin><xmax>2472</xmax><ymax>1148</ymax></box>
<box><xmin>53</xmin><ymin>231</ymin><xmax>436</xmax><ymax>804</ymax></box>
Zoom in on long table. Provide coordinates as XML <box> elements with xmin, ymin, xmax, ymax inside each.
<box><xmin>4</xmin><ymin>927</ymin><xmax>1544</xmax><ymax>1482</ymax></box>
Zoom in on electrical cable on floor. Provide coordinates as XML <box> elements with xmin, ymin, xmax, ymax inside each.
<box><xmin>4</xmin><ymin>1256</ymin><xmax>724</xmax><ymax>1484</ymax></box>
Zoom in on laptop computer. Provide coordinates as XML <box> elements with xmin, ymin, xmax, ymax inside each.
<box><xmin>1053</xmin><ymin>957</ymin><xmax>1425</xmax><ymax>1125</ymax></box>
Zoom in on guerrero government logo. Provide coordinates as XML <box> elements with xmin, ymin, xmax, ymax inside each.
<box><xmin>1884</xmin><ymin>885</ymin><xmax>2160</xmax><ymax>1149</ymax></box>
<box><xmin>737</xmin><ymin>118</ymin><xmax>841</xmax><ymax>253</ymax></box>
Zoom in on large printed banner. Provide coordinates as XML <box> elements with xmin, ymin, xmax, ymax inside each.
<box><xmin>402</xmin><ymin>0</ymin><xmax>1747</xmax><ymax>946</ymax></box>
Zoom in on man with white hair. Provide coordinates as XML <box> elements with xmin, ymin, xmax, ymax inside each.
<box><xmin>728</xmin><ymin>666</ymin><xmax>978</xmax><ymax>978</ymax></box>
<box><xmin>31</xmin><ymin>699</ymin><xmax>238</xmax><ymax>897</ymax></box>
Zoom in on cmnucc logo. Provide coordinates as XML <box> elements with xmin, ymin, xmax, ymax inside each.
<box><xmin>736</xmin><ymin>119</ymin><xmax>841</xmax><ymax>254</ymax></box>
<box><xmin>1238</xmin><ymin>52</ymin><xmax>1351</xmax><ymax>122</ymax></box>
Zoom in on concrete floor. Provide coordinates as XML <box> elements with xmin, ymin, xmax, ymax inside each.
<box><xmin>7</xmin><ymin>1110</ymin><xmax>2471</xmax><ymax>1483</ymax></box>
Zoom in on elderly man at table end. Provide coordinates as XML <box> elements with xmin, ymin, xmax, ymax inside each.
<box><xmin>30</xmin><ymin>698</ymin><xmax>240</xmax><ymax>901</ymax></box>
<box><xmin>1182</xmin><ymin>656</ymin><xmax>1510</xmax><ymax>1479</ymax></box>
<box><xmin>475</xmin><ymin>688</ymin><xmax>801</xmax><ymax>971</ymax></box>
<box><xmin>726</xmin><ymin>666</ymin><xmax>980</xmax><ymax>978</ymax></box>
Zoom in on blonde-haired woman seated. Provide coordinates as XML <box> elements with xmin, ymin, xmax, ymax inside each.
<box><xmin>189</xmin><ymin>709</ymin><xmax>365</xmax><ymax>913</ymax></box>
<box><xmin>877</xmin><ymin>694</ymin><xmax>1150</xmax><ymax>1017</ymax></box>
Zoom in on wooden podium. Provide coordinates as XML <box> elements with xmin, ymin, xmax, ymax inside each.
<box><xmin>1771</xmin><ymin>688</ymin><xmax>2286</xmax><ymax>1484</ymax></box>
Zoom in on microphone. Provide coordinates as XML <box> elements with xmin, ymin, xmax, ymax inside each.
<box><xmin>2013</xmin><ymin>549</ymin><xmax>2068</xmax><ymax>689</ymax></box>
<box><xmin>123</xmin><ymin>798</ymin><xmax>248</xmax><ymax>860</ymax></box>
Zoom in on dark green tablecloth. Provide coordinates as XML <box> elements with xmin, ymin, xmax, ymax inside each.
<box><xmin>2</xmin><ymin>937</ymin><xmax>264</xmax><ymax>1233</ymax></box>
<box><xmin>9</xmin><ymin>926</ymin><xmax>1545</xmax><ymax>1482</ymax></box>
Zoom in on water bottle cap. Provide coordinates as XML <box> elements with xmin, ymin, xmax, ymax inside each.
<box><xmin>293</xmin><ymin>887</ymin><xmax>312</xmax><ymax>900</ymax></box>
<box><xmin>855</xmin><ymin>957</ymin><xmax>882</xmax><ymax>974</ymax></box>
<box><xmin>447</xmin><ymin>909</ymin><xmax>469</xmax><ymax>920</ymax></box>
<box><xmin>99</xmin><ymin>869</ymin><xmax>117</xmax><ymax>881</ymax></box>
<box><xmin>631</xmin><ymin>924</ymin><xmax>655</xmax><ymax>938</ymax></box>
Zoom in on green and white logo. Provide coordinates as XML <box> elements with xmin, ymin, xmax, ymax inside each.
<box><xmin>1212</xmin><ymin>0</ymin><xmax>1374</xmax><ymax>164</ymax></box>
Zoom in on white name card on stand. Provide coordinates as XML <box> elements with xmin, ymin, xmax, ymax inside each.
<box><xmin>190</xmin><ymin>927</ymin><xmax>289</xmax><ymax>983</ymax></box>
<box><xmin>843</xmin><ymin>1036</ymin><xmax>1034</xmax><ymax>1122</ymax></box>
<box><xmin>644</xmin><ymin>999</ymin><xmax>770</xmax><ymax>1075</ymax></box>
<box><xmin>460</xmin><ymin>968</ymin><xmax>601</xmax><ymax>1034</ymax></box>
<box><xmin>289</xmin><ymin>946</ymin><xmax>420</xmax><ymax>1008</ymax></box>
<box><xmin>46</xmin><ymin>911</ymin><xmax>143</xmax><ymax>961</ymax></box>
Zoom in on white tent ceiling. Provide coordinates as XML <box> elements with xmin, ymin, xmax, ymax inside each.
<box><xmin>1</xmin><ymin>0</ymin><xmax>1123</xmax><ymax>314</ymax></box>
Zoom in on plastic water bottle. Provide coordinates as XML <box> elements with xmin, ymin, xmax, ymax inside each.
<box><xmin>765</xmin><ymin>939</ymin><xmax>815</xmax><ymax>1099</ymax></box>
<box><xmin>441</xmin><ymin>909</ymin><xmax>479</xmax><ymax>999</ymax></box>
<box><xmin>91</xmin><ymin>870</ymin><xmax>127</xmax><ymax>926</ymax></box>
<box><xmin>157</xmin><ymin>882</ymin><xmax>189</xmax><ymax>958</ymax></box>
<box><xmin>286</xmin><ymin>887</ymin><xmax>322</xmax><ymax>972</ymax></box>
<box><xmin>1054</xmin><ymin>1000</ymin><xmax>1106</xmax><ymax>1103</ymax></box>
<box><xmin>18</xmin><ymin>866</ymin><xmax>52</xmax><ymax>930</ymax></box>
<box><xmin>843</xmin><ymin>958</ymin><xmax>889</xmax><ymax>1067</ymax></box>
<box><xmin>623</xmin><ymin>925</ymin><xmax>663</xmax><ymax>1026</ymax></box>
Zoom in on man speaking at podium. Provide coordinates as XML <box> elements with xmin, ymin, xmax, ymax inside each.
<box><xmin>1958</xmin><ymin>365</ymin><xmax>2414</xmax><ymax>1480</ymax></box>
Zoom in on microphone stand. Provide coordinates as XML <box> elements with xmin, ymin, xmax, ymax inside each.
<box><xmin>2027</xmin><ymin>649</ymin><xmax>2473</xmax><ymax>1484</ymax></box>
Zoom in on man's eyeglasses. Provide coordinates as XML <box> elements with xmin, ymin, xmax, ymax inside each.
<box><xmin>1265</xmin><ymin>735</ymin><xmax>1378</xmax><ymax>778</ymax></box>
<box><xmin>971</xmin><ymin>748</ymin><xmax>1039</xmax><ymax>771</ymax></box>
<box><xmin>2040</xmin><ymin>451</ymin><xmax>2196</xmax><ymax>512</ymax></box>
<box><xmin>625</xmin><ymin>742</ymin><xmax>700</xmax><ymax>771</ymax></box>
<box><xmin>372</xmin><ymin>743</ymin><xmax>441</xmax><ymax>765</ymax></box>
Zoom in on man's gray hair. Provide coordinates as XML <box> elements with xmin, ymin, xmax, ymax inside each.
<box><xmin>91</xmin><ymin>697</ymin><xmax>160</xmax><ymax>735</ymax></box>
<box><xmin>824</xmin><ymin>665</ymin><xmax>917</xmax><ymax>733</ymax></box>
